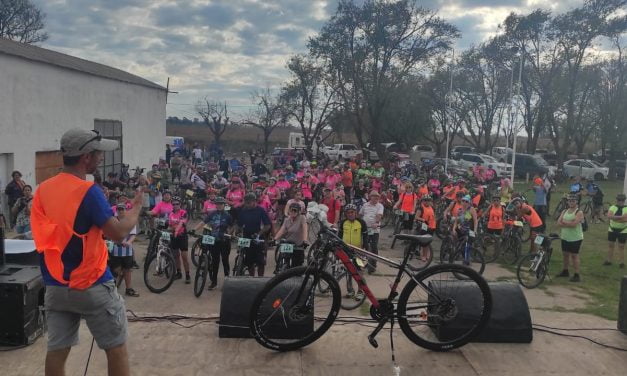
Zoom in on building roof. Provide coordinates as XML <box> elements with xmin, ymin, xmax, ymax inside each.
<box><xmin>0</xmin><ymin>37</ymin><xmax>166</xmax><ymax>91</ymax></box>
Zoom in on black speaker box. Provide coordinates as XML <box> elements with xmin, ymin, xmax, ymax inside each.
<box><xmin>429</xmin><ymin>281</ymin><xmax>532</xmax><ymax>343</ymax></box>
<box><xmin>618</xmin><ymin>276</ymin><xmax>627</xmax><ymax>334</ymax></box>
<box><xmin>0</xmin><ymin>265</ymin><xmax>46</xmax><ymax>346</ymax></box>
<box><xmin>219</xmin><ymin>276</ymin><xmax>313</xmax><ymax>338</ymax></box>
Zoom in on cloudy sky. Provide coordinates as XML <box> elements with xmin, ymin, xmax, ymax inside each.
<box><xmin>33</xmin><ymin>0</ymin><xmax>585</xmax><ymax>119</ymax></box>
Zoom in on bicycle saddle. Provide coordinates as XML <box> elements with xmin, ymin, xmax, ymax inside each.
<box><xmin>394</xmin><ymin>234</ymin><xmax>433</xmax><ymax>246</ymax></box>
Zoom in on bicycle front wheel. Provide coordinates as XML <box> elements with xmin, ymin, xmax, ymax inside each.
<box><xmin>194</xmin><ymin>253</ymin><xmax>210</xmax><ymax>297</ymax></box>
<box><xmin>449</xmin><ymin>247</ymin><xmax>485</xmax><ymax>277</ymax></box>
<box><xmin>404</xmin><ymin>243</ymin><xmax>433</xmax><ymax>272</ymax></box>
<box><xmin>397</xmin><ymin>264</ymin><xmax>492</xmax><ymax>351</ymax></box>
<box><xmin>517</xmin><ymin>253</ymin><xmax>547</xmax><ymax>289</ymax></box>
<box><xmin>480</xmin><ymin>234</ymin><xmax>499</xmax><ymax>263</ymax></box>
<box><xmin>250</xmin><ymin>266</ymin><xmax>341</xmax><ymax>352</ymax></box>
<box><xmin>336</xmin><ymin>270</ymin><xmax>366</xmax><ymax>310</ymax></box>
<box><xmin>144</xmin><ymin>251</ymin><xmax>176</xmax><ymax>294</ymax></box>
<box><xmin>191</xmin><ymin>238</ymin><xmax>202</xmax><ymax>267</ymax></box>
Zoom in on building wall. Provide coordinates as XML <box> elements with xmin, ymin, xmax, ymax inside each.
<box><xmin>0</xmin><ymin>53</ymin><xmax>166</xmax><ymax>187</ymax></box>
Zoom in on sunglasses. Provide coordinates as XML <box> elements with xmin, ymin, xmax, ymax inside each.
<box><xmin>568</xmin><ymin>199</ymin><xmax>577</xmax><ymax>202</ymax></box>
<box><xmin>172</xmin><ymin>202</ymin><xmax>181</xmax><ymax>205</ymax></box>
<box><xmin>290</xmin><ymin>208</ymin><xmax>299</xmax><ymax>212</ymax></box>
<box><xmin>78</xmin><ymin>130</ymin><xmax>102</xmax><ymax>151</ymax></box>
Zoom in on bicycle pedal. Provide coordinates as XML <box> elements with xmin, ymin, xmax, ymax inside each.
<box><xmin>367</xmin><ymin>335</ymin><xmax>379</xmax><ymax>348</ymax></box>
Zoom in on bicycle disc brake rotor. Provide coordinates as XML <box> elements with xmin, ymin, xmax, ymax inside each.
<box><xmin>288</xmin><ymin>304</ymin><xmax>310</xmax><ymax>322</ymax></box>
<box><xmin>434</xmin><ymin>298</ymin><xmax>459</xmax><ymax>323</ymax></box>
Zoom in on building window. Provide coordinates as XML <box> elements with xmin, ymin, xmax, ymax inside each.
<box><xmin>94</xmin><ymin>119</ymin><xmax>123</xmax><ymax>178</ymax></box>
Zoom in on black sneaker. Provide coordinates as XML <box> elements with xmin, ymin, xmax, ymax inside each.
<box><xmin>185</xmin><ymin>274</ymin><xmax>191</xmax><ymax>284</ymax></box>
<box><xmin>174</xmin><ymin>271</ymin><xmax>183</xmax><ymax>280</ymax></box>
<box><xmin>556</xmin><ymin>269</ymin><xmax>569</xmax><ymax>278</ymax></box>
<box><xmin>569</xmin><ymin>274</ymin><xmax>581</xmax><ymax>282</ymax></box>
<box><xmin>208</xmin><ymin>282</ymin><xmax>217</xmax><ymax>290</ymax></box>
<box><xmin>132</xmin><ymin>260</ymin><xmax>140</xmax><ymax>269</ymax></box>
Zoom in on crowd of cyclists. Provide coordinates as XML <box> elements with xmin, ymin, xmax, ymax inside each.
<box><xmin>68</xmin><ymin>145</ymin><xmax>627</xmax><ymax>296</ymax></box>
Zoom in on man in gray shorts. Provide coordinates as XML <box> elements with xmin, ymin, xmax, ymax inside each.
<box><xmin>31</xmin><ymin>128</ymin><xmax>142</xmax><ymax>376</ymax></box>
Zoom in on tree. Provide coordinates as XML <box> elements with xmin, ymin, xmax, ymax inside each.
<box><xmin>309</xmin><ymin>0</ymin><xmax>458</xmax><ymax>162</ymax></box>
<box><xmin>196</xmin><ymin>99</ymin><xmax>230</xmax><ymax>147</ymax></box>
<box><xmin>282</xmin><ymin>55</ymin><xmax>338</xmax><ymax>154</ymax></box>
<box><xmin>547</xmin><ymin>0</ymin><xmax>627</xmax><ymax>164</ymax></box>
<box><xmin>0</xmin><ymin>0</ymin><xmax>48</xmax><ymax>44</ymax></box>
<box><xmin>242</xmin><ymin>87</ymin><xmax>287</xmax><ymax>153</ymax></box>
<box><xmin>454</xmin><ymin>42</ymin><xmax>510</xmax><ymax>153</ymax></box>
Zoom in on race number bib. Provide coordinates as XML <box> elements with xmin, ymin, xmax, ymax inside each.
<box><xmin>225</xmin><ymin>205</ymin><xmax>231</xmax><ymax>211</ymax></box>
<box><xmin>421</xmin><ymin>223</ymin><xmax>428</xmax><ymax>231</ymax></box>
<box><xmin>468</xmin><ymin>230</ymin><xmax>476</xmax><ymax>238</ymax></box>
<box><xmin>186</xmin><ymin>189</ymin><xmax>195</xmax><ymax>197</ymax></box>
<box><xmin>202</xmin><ymin>235</ymin><xmax>215</xmax><ymax>245</ymax></box>
<box><xmin>160</xmin><ymin>231</ymin><xmax>171</xmax><ymax>241</ymax></box>
<box><xmin>157</xmin><ymin>218</ymin><xmax>167</xmax><ymax>227</ymax></box>
<box><xmin>355</xmin><ymin>257</ymin><xmax>367</xmax><ymax>268</ymax></box>
<box><xmin>238</xmin><ymin>238</ymin><xmax>251</xmax><ymax>248</ymax></box>
<box><xmin>279</xmin><ymin>243</ymin><xmax>294</xmax><ymax>253</ymax></box>
<box><xmin>513</xmin><ymin>220</ymin><xmax>523</xmax><ymax>227</ymax></box>
<box><xmin>534</xmin><ymin>235</ymin><xmax>544</xmax><ymax>245</ymax></box>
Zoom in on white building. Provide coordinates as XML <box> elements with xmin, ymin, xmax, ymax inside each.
<box><xmin>0</xmin><ymin>37</ymin><xmax>167</xmax><ymax>216</ymax></box>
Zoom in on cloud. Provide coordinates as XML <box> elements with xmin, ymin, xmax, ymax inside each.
<box><xmin>30</xmin><ymin>0</ymin><xmax>593</xmax><ymax>119</ymax></box>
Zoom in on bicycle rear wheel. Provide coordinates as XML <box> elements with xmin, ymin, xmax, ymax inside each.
<box><xmin>144</xmin><ymin>251</ymin><xmax>176</xmax><ymax>294</ymax></box>
<box><xmin>249</xmin><ymin>266</ymin><xmax>341</xmax><ymax>352</ymax></box>
<box><xmin>194</xmin><ymin>253</ymin><xmax>210</xmax><ymax>297</ymax></box>
<box><xmin>449</xmin><ymin>247</ymin><xmax>485</xmax><ymax>277</ymax></box>
<box><xmin>503</xmin><ymin>237</ymin><xmax>522</xmax><ymax>265</ymax></box>
<box><xmin>233</xmin><ymin>253</ymin><xmax>247</xmax><ymax>276</ymax></box>
<box><xmin>397</xmin><ymin>264</ymin><xmax>492</xmax><ymax>351</ymax></box>
<box><xmin>516</xmin><ymin>253</ymin><xmax>547</xmax><ymax>289</ymax></box>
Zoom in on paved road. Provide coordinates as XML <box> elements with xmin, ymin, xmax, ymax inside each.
<box><xmin>2</xmin><ymin>225</ymin><xmax>627</xmax><ymax>375</ymax></box>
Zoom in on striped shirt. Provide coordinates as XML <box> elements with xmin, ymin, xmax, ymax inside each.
<box><xmin>111</xmin><ymin>227</ymin><xmax>137</xmax><ymax>257</ymax></box>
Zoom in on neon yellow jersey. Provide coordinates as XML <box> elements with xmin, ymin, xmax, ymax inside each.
<box><xmin>342</xmin><ymin>220</ymin><xmax>364</xmax><ymax>248</ymax></box>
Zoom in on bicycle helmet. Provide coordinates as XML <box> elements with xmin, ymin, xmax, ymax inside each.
<box><xmin>344</xmin><ymin>204</ymin><xmax>358</xmax><ymax>212</ymax></box>
<box><xmin>171</xmin><ymin>196</ymin><xmax>182</xmax><ymax>203</ymax></box>
<box><xmin>289</xmin><ymin>202</ymin><xmax>302</xmax><ymax>211</ymax></box>
<box><xmin>244</xmin><ymin>192</ymin><xmax>257</xmax><ymax>202</ymax></box>
<box><xmin>214</xmin><ymin>197</ymin><xmax>227</xmax><ymax>205</ymax></box>
<box><xmin>461</xmin><ymin>195</ymin><xmax>471</xmax><ymax>202</ymax></box>
<box><xmin>151</xmin><ymin>172</ymin><xmax>162</xmax><ymax>179</ymax></box>
<box><xmin>422</xmin><ymin>194</ymin><xmax>432</xmax><ymax>201</ymax></box>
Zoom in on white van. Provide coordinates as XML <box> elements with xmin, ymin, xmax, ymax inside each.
<box><xmin>492</xmin><ymin>147</ymin><xmax>513</xmax><ymax>162</ymax></box>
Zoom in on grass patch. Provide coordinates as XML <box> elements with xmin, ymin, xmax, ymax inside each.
<box><xmin>515</xmin><ymin>179</ymin><xmax>627</xmax><ymax>321</ymax></box>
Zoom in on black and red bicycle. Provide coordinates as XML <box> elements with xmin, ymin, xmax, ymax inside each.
<box><xmin>249</xmin><ymin>223</ymin><xmax>492</xmax><ymax>352</ymax></box>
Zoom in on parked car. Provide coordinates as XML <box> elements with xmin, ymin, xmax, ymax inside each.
<box><xmin>492</xmin><ymin>147</ymin><xmax>513</xmax><ymax>162</ymax></box>
<box><xmin>364</xmin><ymin>142</ymin><xmax>409</xmax><ymax>162</ymax></box>
<box><xmin>324</xmin><ymin>144</ymin><xmax>362</xmax><ymax>161</ymax></box>
<box><xmin>602</xmin><ymin>159</ymin><xmax>626</xmax><ymax>179</ymax></box>
<box><xmin>450</xmin><ymin>145</ymin><xmax>476</xmax><ymax>159</ymax></box>
<box><xmin>507</xmin><ymin>153</ymin><xmax>555</xmax><ymax>178</ymax></box>
<box><xmin>458</xmin><ymin>153</ymin><xmax>513</xmax><ymax>177</ymax></box>
<box><xmin>563</xmin><ymin>159</ymin><xmax>609</xmax><ymax>181</ymax></box>
<box><xmin>410</xmin><ymin>144</ymin><xmax>436</xmax><ymax>160</ymax></box>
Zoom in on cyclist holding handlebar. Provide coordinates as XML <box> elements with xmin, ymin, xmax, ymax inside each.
<box><xmin>236</xmin><ymin>193</ymin><xmax>272</xmax><ymax>277</ymax></box>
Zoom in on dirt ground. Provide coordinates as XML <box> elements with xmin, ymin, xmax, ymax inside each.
<box><xmin>2</xmin><ymin>225</ymin><xmax>627</xmax><ymax>376</ymax></box>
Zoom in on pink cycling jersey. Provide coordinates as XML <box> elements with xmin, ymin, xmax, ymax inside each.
<box><xmin>276</xmin><ymin>180</ymin><xmax>291</xmax><ymax>191</ymax></box>
<box><xmin>226</xmin><ymin>189</ymin><xmax>245</xmax><ymax>208</ymax></box>
<box><xmin>168</xmin><ymin>209</ymin><xmax>187</xmax><ymax>237</ymax></box>
<box><xmin>152</xmin><ymin>201</ymin><xmax>173</xmax><ymax>217</ymax></box>
<box><xmin>203</xmin><ymin>200</ymin><xmax>217</xmax><ymax>213</ymax></box>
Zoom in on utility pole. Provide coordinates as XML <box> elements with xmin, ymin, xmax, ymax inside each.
<box><xmin>510</xmin><ymin>53</ymin><xmax>524</xmax><ymax>184</ymax></box>
<box><xmin>444</xmin><ymin>48</ymin><xmax>455</xmax><ymax>175</ymax></box>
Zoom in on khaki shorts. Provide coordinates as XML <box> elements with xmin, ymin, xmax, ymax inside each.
<box><xmin>45</xmin><ymin>280</ymin><xmax>127</xmax><ymax>351</ymax></box>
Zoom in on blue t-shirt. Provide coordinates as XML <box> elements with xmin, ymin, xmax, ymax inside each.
<box><xmin>40</xmin><ymin>185</ymin><xmax>114</xmax><ymax>286</ymax></box>
<box><xmin>237</xmin><ymin>206</ymin><xmax>271</xmax><ymax>236</ymax></box>
<box><xmin>203</xmin><ymin>210</ymin><xmax>233</xmax><ymax>238</ymax></box>
<box><xmin>533</xmin><ymin>186</ymin><xmax>547</xmax><ymax>206</ymax></box>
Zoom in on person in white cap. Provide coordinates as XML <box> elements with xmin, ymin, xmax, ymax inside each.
<box><xmin>31</xmin><ymin>128</ymin><xmax>141</xmax><ymax>376</ymax></box>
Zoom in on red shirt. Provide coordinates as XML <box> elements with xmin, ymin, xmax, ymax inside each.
<box><xmin>322</xmin><ymin>197</ymin><xmax>341</xmax><ymax>224</ymax></box>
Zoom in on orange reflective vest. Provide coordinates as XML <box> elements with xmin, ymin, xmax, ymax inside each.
<box><xmin>420</xmin><ymin>205</ymin><xmax>436</xmax><ymax>230</ymax></box>
<box><xmin>522</xmin><ymin>203</ymin><xmax>543</xmax><ymax>228</ymax></box>
<box><xmin>487</xmin><ymin>205</ymin><xmax>504</xmax><ymax>230</ymax></box>
<box><xmin>31</xmin><ymin>173</ymin><xmax>109</xmax><ymax>290</ymax></box>
<box><xmin>450</xmin><ymin>202</ymin><xmax>463</xmax><ymax>218</ymax></box>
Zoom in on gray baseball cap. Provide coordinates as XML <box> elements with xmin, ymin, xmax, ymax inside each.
<box><xmin>60</xmin><ymin>128</ymin><xmax>118</xmax><ymax>157</ymax></box>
